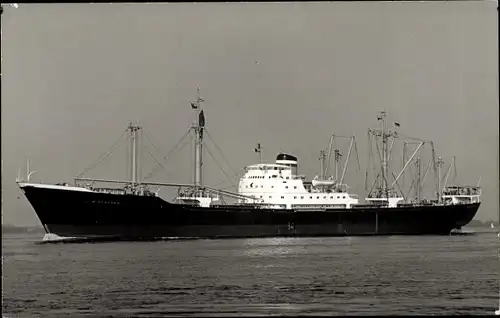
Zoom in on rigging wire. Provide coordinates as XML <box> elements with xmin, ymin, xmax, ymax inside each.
<box><xmin>142</xmin><ymin>128</ymin><xmax>192</xmax><ymax>180</ymax></box>
<box><xmin>374</xmin><ymin>132</ymin><xmax>385</xmax><ymax>192</ymax></box>
<box><xmin>143</xmin><ymin>143</ymin><xmax>169</xmax><ymax>177</ymax></box>
<box><xmin>391</xmin><ymin>172</ymin><xmax>407</xmax><ymax>202</ymax></box>
<box><xmin>126</xmin><ymin>132</ymin><xmax>130</xmax><ymax>181</ymax></box>
<box><xmin>402</xmin><ymin>142</ymin><xmax>407</xmax><ymax>190</ymax></box>
<box><xmin>140</xmin><ymin>128</ymin><xmax>144</xmax><ymax>182</ymax></box>
<box><xmin>419</xmin><ymin>158</ymin><xmax>433</xmax><ymax>190</ymax></box>
<box><xmin>209</xmin><ymin>179</ymin><xmax>235</xmax><ymax>190</ymax></box>
<box><xmin>370</xmin><ymin>133</ymin><xmax>380</xmax><ymax>174</ymax></box>
<box><xmin>204</xmin><ymin>128</ymin><xmax>237</xmax><ymax>176</ymax></box>
<box><xmin>351</xmin><ymin>136</ymin><xmax>362</xmax><ymax>191</ymax></box>
<box><xmin>208</xmin><ymin>166</ymin><xmax>246</xmax><ymax>189</ymax></box>
<box><xmin>453</xmin><ymin>157</ymin><xmax>458</xmax><ymax>183</ymax></box>
<box><xmin>144</xmin><ymin>139</ymin><xmax>186</xmax><ymax>181</ymax></box>
<box><xmin>219</xmin><ymin>184</ymin><xmax>238</xmax><ymax>191</ymax></box>
<box><xmin>204</xmin><ymin>142</ymin><xmax>237</xmax><ymax>187</ymax></box>
<box><xmin>396</xmin><ymin>132</ymin><xmax>428</xmax><ymax>143</ymax></box>
<box><xmin>353</xmin><ymin>137</ymin><xmax>361</xmax><ymax>172</ymax></box>
<box><xmin>406</xmin><ymin>173</ymin><xmax>418</xmax><ymax>200</ymax></box>
<box><xmin>77</xmin><ymin>129</ymin><xmax>128</xmax><ymax>178</ymax></box>
<box><xmin>365</xmin><ymin>132</ymin><xmax>372</xmax><ymax>192</ymax></box>
<box><xmin>406</xmin><ymin>143</ymin><xmax>417</xmax><ymax>184</ymax></box>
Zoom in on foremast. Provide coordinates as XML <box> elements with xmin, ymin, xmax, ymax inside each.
<box><xmin>128</xmin><ymin>122</ymin><xmax>141</xmax><ymax>186</ymax></box>
<box><xmin>366</xmin><ymin>111</ymin><xmax>409</xmax><ymax>205</ymax></box>
<box><xmin>369</xmin><ymin>111</ymin><xmax>398</xmax><ymax>199</ymax></box>
<box><xmin>175</xmin><ymin>88</ymin><xmax>222</xmax><ymax>207</ymax></box>
<box><xmin>190</xmin><ymin>88</ymin><xmax>205</xmax><ymax>191</ymax></box>
<box><xmin>365</xmin><ymin>111</ymin><xmax>447</xmax><ymax>207</ymax></box>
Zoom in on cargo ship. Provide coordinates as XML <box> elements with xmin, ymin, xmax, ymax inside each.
<box><xmin>17</xmin><ymin>91</ymin><xmax>481</xmax><ymax>240</ymax></box>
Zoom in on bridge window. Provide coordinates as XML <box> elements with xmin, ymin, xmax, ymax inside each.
<box><xmin>317</xmin><ymin>196</ymin><xmax>319</xmax><ymax>199</ymax></box>
<box><xmin>343</xmin><ymin>196</ymin><xmax>346</xmax><ymax>199</ymax></box>
<box><xmin>294</xmin><ymin>186</ymin><xmax>297</xmax><ymax>189</ymax></box>
<box><xmin>285</xmin><ymin>186</ymin><xmax>288</xmax><ymax>189</ymax></box>
<box><xmin>281</xmin><ymin>196</ymin><xmax>284</xmax><ymax>199</ymax></box>
<box><xmin>330</xmin><ymin>196</ymin><xmax>333</xmax><ymax>199</ymax></box>
<box><xmin>301</xmin><ymin>196</ymin><xmax>304</xmax><ymax>199</ymax></box>
<box><xmin>269</xmin><ymin>196</ymin><xmax>272</xmax><ymax>199</ymax></box>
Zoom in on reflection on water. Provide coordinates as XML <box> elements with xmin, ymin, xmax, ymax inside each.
<box><xmin>243</xmin><ymin>238</ymin><xmax>308</xmax><ymax>257</ymax></box>
<box><xmin>2</xmin><ymin>228</ymin><xmax>499</xmax><ymax>316</ymax></box>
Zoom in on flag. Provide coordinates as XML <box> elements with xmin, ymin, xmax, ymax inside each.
<box><xmin>253</xmin><ymin>143</ymin><xmax>261</xmax><ymax>153</ymax></box>
<box><xmin>199</xmin><ymin>110</ymin><xmax>205</xmax><ymax>127</ymax></box>
<box><xmin>394</xmin><ymin>122</ymin><xmax>400</xmax><ymax>127</ymax></box>
<box><xmin>198</xmin><ymin>110</ymin><xmax>205</xmax><ymax>139</ymax></box>
<box><xmin>191</xmin><ymin>102</ymin><xmax>198</xmax><ymax>109</ymax></box>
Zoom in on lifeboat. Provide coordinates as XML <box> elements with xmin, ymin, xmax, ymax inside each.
<box><xmin>312</xmin><ymin>179</ymin><xmax>336</xmax><ymax>187</ymax></box>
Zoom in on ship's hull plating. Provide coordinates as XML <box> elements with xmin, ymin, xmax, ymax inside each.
<box><xmin>21</xmin><ymin>185</ymin><xmax>480</xmax><ymax>240</ymax></box>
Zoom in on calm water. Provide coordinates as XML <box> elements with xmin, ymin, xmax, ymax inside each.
<box><xmin>2</xmin><ymin>228</ymin><xmax>499</xmax><ymax>317</ymax></box>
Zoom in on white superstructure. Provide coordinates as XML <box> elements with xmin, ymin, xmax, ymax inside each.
<box><xmin>442</xmin><ymin>185</ymin><xmax>481</xmax><ymax>205</ymax></box>
<box><xmin>237</xmin><ymin>154</ymin><xmax>359</xmax><ymax>209</ymax></box>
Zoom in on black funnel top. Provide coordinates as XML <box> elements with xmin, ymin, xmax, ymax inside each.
<box><xmin>276</xmin><ymin>153</ymin><xmax>298</xmax><ymax>162</ymax></box>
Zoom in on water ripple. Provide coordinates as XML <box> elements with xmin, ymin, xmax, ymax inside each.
<box><xmin>2</xmin><ymin>230</ymin><xmax>499</xmax><ymax>316</ymax></box>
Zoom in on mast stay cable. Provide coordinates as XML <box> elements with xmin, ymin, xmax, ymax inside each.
<box><xmin>204</xmin><ymin>128</ymin><xmax>237</xmax><ymax>176</ymax></box>
<box><xmin>204</xmin><ymin>142</ymin><xmax>237</xmax><ymax>187</ymax></box>
<box><xmin>76</xmin><ymin>129</ymin><xmax>128</xmax><ymax>178</ymax></box>
<box><xmin>143</xmin><ymin>128</ymin><xmax>192</xmax><ymax>180</ymax></box>
<box><xmin>143</xmin><ymin>144</ymin><xmax>169</xmax><ymax>179</ymax></box>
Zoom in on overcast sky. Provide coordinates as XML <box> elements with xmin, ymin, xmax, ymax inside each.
<box><xmin>1</xmin><ymin>2</ymin><xmax>498</xmax><ymax>226</ymax></box>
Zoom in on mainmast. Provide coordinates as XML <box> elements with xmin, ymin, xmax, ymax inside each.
<box><xmin>190</xmin><ymin>88</ymin><xmax>205</xmax><ymax>188</ymax></box>
<box><xmin>365</xmin><ymin>111</ymin><xmax>403</xmax><ymax>200</ymax></box>
<box><xmin>415</xmin><ymin>157</ymin><xmax>421</xmax><ymax>202</ymax></box>
<box><xmin>380</xmin><ymin>111</ymin><xmax>389</xmax><ymax>198</ymax></box>
<box><xmin>127</xmin><ymin>123</ymin><xmax>141</xmax><ymax>186</ymax></box>
<box><xmin>373</xmin><ymin>111</ymin><xmax>398</xmax><ymax>198</ymax></box>
<box><xmin>436</xmin><ymin>156</ymin><xmax>444</xmax><ymax>202</ymax></box>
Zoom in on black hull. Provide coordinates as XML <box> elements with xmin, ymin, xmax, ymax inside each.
<box><xmin>21</xmin><ymin>185</ymin><xmax>480</xmax><ymax>240</ymax></box>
